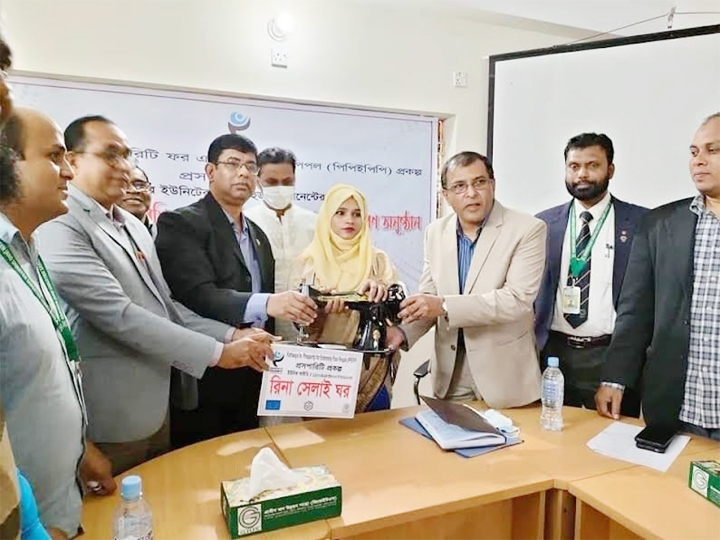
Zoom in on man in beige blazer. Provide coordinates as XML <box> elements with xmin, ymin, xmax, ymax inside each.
<box><xmin>389</xmin><ymin>151</ymin><xmax>547</xmax><ymax>408</ymax></box>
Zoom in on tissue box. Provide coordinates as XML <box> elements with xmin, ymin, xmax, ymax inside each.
<box><xmin>689</xmin><ymin>460</ymin><xmax>720</xmax><ymax>508</ymax></box>
<box><xmin>221</xmin><ymin>465</ymin><xmax>342</xmax><ymax>538</ymax></box>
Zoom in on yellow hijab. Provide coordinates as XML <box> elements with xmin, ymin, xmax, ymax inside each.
<box><xmin>303</xmin><ymin>183</ymin><xmax>373</xmax><ymax>292</ymax></box>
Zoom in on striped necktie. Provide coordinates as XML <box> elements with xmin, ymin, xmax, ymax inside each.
<box><xmin>565</xmin><ymin>211</ymin><xmax>593</xmax><ymax>328</ymax></box>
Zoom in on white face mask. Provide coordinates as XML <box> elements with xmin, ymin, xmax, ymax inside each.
<box><xmin>261</xmin><ymin>186</ymin><xmax>295</xmax><ymax>210</ymax></box>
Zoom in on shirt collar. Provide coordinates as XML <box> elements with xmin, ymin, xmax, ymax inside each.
<box><xmin>0</xmin><ymin>210</ymin><xmax>20</xmax><ymax>244</ymax></box>
<box><xmin>455</xmin><ymin>203</ymin><xmax>492</xmax><ymax>242</ymax></box>
<box><xmin>689</xmin><ymin>193</ymin><xmax>708</xmax><ymax>217</ymax></box>
<box><xmin>91</xmin><ymin>197</ymin><xmax>125</xmax><ymax>225</ymax></box>
<box><xmin>0</xmin><ymin>211</ymin><xmax>37</xmax><ymax>257</ymax></box>
<box><xmin>573</xmin><ymin>191</ymin><xmax>612</xmax><ymax>220</ymax></box>
<box><xmin>222</xmin><ymin>208</ymin><xmax>249</xmax><ymax>234</ymax></box>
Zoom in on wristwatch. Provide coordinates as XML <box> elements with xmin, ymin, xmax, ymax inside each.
<box><xmin>441</xmin><ymin>298</ymin><xmax>448</xmax><ymax>320</ymax></box>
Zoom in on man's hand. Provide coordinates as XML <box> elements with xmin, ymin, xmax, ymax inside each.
<box><xmin>80</xmin><ymin>440</ymin><xmax>116</xmax><ymax>496</ymax></box>
<box><xmin>398</xmin><ymin>294</ymin><xmax>444</xmax><ymax>324</ymax></box>
<box><xmin>595</xmin><ymin>386</ymin><xmax>624</xmax><ymax>420</ymax></box>
<box><xmin>386</xmin><ymin>326</ymin><xmax>406</xmax><ymax>351</ymax></box>
<box><xmin>358</xmin><ymin>279</ymin><xmax>387</xmax><ymax>303</ymax></box>
<box><xmin>231</xmin><ymin>327</ymin><xmax>280</xmax><ymax>343</ymax></box>
<box><xmin>266</xmin><ymin>291</ymin><xmax>317</xmax><ymax>325</ymax></box>
<box><xmin>217</xmin><ymin>335</ymin><xmax>273</xmax><ymax>372</ymax></box>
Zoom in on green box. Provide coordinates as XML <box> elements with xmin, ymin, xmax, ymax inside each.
<box><xmin>689</xmin><ymin>460</ymin><xmax>720</xmax><ymax>508</ymax></box>
<box><xmin>221</xmin><ymin>465</ymin><xmax>342</xmax><ymax>538</ymax></box>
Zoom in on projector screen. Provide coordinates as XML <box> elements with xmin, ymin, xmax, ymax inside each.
<box><xmin>489</xmin><ymin>25</ymin><xmax>720</xmax><ymax>214</ymax></box>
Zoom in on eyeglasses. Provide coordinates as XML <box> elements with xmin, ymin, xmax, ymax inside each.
<box><xmin>77</xmin><ymin>147</ymin><xmax>134</xmax><ymax>168</ymax></box>
<box><xmin>215</xmin><ymin>160</ymin><xmax>259</xmax><ymax>175</ymax></box>
<box><xmin>445</xmin><ymin>178</ymin><xmax>492</xmax><ymax>195</ymax></box>
<box><xmin>128</xmin><ymin>180</ymin><xmax>152</xmax><ymax>193</ymax></box>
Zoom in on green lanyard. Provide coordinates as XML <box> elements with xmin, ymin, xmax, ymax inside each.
<box><xmin>0</xmin><ymin>239</ymin><xmax>81</xmax><ymax>362</ymax></box>
<box><xmin>568</xmin><ymin>201</ymin><xmax>611</xmax><ymax>278</ymax></box>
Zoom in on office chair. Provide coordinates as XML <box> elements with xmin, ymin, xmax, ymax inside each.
<box><xmin>413</xmin><ymin>359</ymin><xmax>431</xmax><ymax>405</ymax></box>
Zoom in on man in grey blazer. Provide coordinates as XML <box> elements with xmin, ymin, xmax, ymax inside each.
<box><xmin>37</xmin><ymin>115</ymin><xmax>274</xmax><ymax>475</ymax></box>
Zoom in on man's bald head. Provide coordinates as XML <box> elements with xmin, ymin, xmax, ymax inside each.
<box><xmin>0</xmin><ymin>107</ymin><xmax>73</xmax><ymax>225</ymax></box>
<box><xmin>2</xmin><ymin>107</ymin><xmax>62</xmax><ymax>157</ymax></box>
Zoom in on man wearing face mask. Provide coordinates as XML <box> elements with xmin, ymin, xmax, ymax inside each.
<box><xmin>245</xmin><ymin>147</ymin><xmax>317</xmax><ymax>341</ymax></box>
<box><xmin>534</xmin><ymin>133</ymin><xmax>647</xmax><ymax>415</ymax></box>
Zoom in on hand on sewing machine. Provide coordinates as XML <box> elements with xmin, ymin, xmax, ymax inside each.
<box><xmin>358</xmin><ymin>279</ymin><xmax>388</xmax><ymax>303</ymax></box>
<box><xmin>323</xmin><ymin>294</ymin><xmax>347</xmax><ymax>315</ymax></box>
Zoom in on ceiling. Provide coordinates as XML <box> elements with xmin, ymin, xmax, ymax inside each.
<box><xmin>456</xmin><ymin>0</ymin><xmax>720</xmax><ymax>36</ymax></box>
<box><xmin>369</xmin><ymin>0</ymin><xmax>720</xmax><ymax>39</ymax></box>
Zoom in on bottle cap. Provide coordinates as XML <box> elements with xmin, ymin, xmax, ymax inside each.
<box><xmin>121</xmin><ymin>475</ymin><xmax>142</xmax><ymax>501</ymax></box>
<box><xmin>547</xmin><ymin>356</ymin><xmax>559</xmax><ymax>368</ymax></box>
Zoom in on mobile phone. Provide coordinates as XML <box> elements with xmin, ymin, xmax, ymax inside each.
<box><xmin>634</xmin><ymin>425</ymin><xmax>677</xmax><ymax>453</ymax></box>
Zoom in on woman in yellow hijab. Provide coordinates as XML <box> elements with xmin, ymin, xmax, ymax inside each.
<box><xmin>289</xmin><ymin>183</ymin><xmax>400</xmax><ymax>412</ymax></box>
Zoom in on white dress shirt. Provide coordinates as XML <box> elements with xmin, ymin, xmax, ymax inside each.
<box><xmin>244</xmin><ymin>203</ymin><xmax>317</xmax><ymax>340</ymax></box>
<box><xmin>550</xmin><ymin>192</ymin><xmax>616</xmax><ymax>337</ymax></box>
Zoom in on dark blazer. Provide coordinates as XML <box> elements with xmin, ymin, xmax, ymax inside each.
<box><xmin>156</xmin><ymin>193</ymin><xmax>274</xmax><ymax>329</ymax></box>
<box><xmin>534</xmin><ymin>196</ymin><xmax>648</xmax><ymax>350</ymax></box>
<box><xmin>602</xmin><ymin>198</ymin><xmax>697</xmax><ymax>428</ymax></box>
<box><xmin>155</xmin><ymin>193</ymin><xmax>275</xmax><ymax>426</ymax></box>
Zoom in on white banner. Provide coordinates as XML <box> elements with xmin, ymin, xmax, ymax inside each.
<box><xmin>11</xmin><ymin>75</ymin><xmax>438</xmax><ymax>292</ymax></box>
<box><xmin>257</xmin><ymin>344</ymin><xmax>364</xmax><ymax>418</ymax></box>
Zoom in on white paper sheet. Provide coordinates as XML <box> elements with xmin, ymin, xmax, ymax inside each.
<box><xmin>586</xmin><ymin>422</ymin><xmax>690</xmax><ymax>473</ymax></box>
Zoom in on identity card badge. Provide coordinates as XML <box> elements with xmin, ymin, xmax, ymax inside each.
<box><xmin>561</xmin><ymin>285</ymin><xmax>581</xmax><ymax>315</ymax></box>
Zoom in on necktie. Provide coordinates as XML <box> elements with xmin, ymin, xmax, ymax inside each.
<box><xmin>565</xmin><ymin>211</ymin><xmax>593</xmax><ymax>328</ymax></box>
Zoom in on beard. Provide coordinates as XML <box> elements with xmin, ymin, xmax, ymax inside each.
<box><xmin>565</xmin><ymin>175</ymin><xmax>610</xmax><ymax>202</ymax></box>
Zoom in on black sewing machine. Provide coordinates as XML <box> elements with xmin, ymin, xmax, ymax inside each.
<box><xmin>306</xmin><ymin>283</ymin><xmax>406</xmax><ymax>352</ymax></box>
<box><xmin>297</xmin><ymin>284</ymin><xmax>405</xmax><ymax>380</ymax></box>
<box><xmin>345</xmin><ymin>284</ymin><xmax>405</xmax><ymax>352</ymax></box>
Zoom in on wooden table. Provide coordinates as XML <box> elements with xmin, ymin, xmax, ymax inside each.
<box><xmin>570</xmin><ymin>447</ymin><xmax>720</xmax><ymax>539</ymax></box>
<box><xmin>267</xmin><ymin>406</ymin><xmax>555</xmax><ymax>540</ymax></box>
<box><xmin>81</xmin><ymin>428</ymin><xmax>330</xmax><ymax>539</ymax></box>
<box><xmin>80</xmin><ymin>405</ymin><xmax>720</xmax><ymax>540</ymax></box>
<box><xmin>499</xmin><ymin>406</ymin><xmax>719</xmax><ymax>539</ymax></box>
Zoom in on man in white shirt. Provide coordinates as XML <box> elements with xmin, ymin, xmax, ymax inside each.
<box><xmin>534</xmin><ymin>133</ymin><xmax>647</xmax><ymax>414</ymax></box>
<box><xmin>0</xmin><ymin>107</ymin><xmax>103</xmax><ymax>537</ymax></box>
<box><xmin>245</xmin><ymin>147</ymin><xmax>317</xmax><ymax>341</ymax></box>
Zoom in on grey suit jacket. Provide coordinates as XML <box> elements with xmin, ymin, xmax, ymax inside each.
<box><xmin>36</xmin><ymin>185</ymin><xmax>232</xmax><ymax>443</ymax></box>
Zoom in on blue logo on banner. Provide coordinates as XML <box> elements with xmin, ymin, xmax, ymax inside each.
<box><xmin>228</xmin><ymin>112</ymin><xmax>251</xmax><ymax>133</ymax></box>
<box><xmin>272</xmin><ymin>350</ymin><xmax>285</xmax><ymax>366</ymax></box>
<box><xmin>265</xmin><ymin>400</ymin><xmax>281</xmax><ymax>410</ymax></box>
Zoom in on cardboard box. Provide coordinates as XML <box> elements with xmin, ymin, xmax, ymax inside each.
<box><xmin>221</xmin><ymin>465</ymin><xmax>342</xmax><ymax>538</ymax></box>
<box><xmin>689</xmin><ymin>460</ymin><xmax>720</xmax><ymax>508</ymax></box>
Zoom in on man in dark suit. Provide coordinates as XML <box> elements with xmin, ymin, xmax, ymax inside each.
<box><xmin>156</xmin><ymin>134</ymin><xmax>317</xmax><ymax>446</ymax></box>
<box><xmin>596</xmin><ymin>113</ymin><xmax>720</xmax><ymax>440</ymax></box>
<box><xmin>535</xmin><ymin>133</ymin><xmax>647</xmax><ymax>415</ymax></box>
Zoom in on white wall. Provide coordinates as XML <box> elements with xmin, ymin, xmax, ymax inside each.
<box><xmin>492</xmin><ymin>31</ymin><xmax>720</xmax><ymax>215</ymax></box>
<box><xmin>3</xmin><ymin>0</ymin><xmax>578</xmax><ymax>408</ymax></box>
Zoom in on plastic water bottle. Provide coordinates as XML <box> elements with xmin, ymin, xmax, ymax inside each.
<box><xmin>113</xmin><ymin>475</ymin><xmax>153</xmax><ymax>540</ymax></box>
<box><xmin>540</xmin><ymin>356</ymin><xmax>564</xmax><ymax>431</ymax></box>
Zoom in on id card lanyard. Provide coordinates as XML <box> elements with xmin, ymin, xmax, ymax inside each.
<box><xmin>0</xmin><ymin>240</ymin><xmax>81</xmax><ymax>362</ymax></box>
<box><xmin>568</xmin><ymin>202</ymin><xmax>611</xmax><ymax>280</ymax></box>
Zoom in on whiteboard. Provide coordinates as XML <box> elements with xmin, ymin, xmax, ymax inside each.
<box><xmin>489</xmin><ymin>26</ymin><xmax>720</xmax><ymax>214</ymax></box>
<box><xmin>10</xmin><ymin>75</ymin><xmax>438</xmax><ymax>292</ymax></box>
